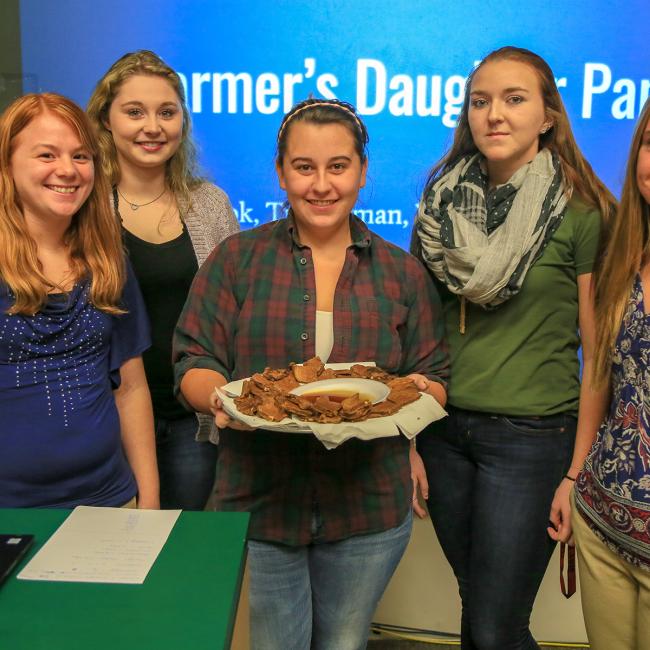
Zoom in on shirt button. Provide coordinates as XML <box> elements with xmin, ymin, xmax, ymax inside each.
<box><xmin>299</xmin><ymin>257</ymin><xmax>307</xmax><ymax>265</ymax></box>
<box><xmin>303</xmin><ymin>294</ymin><xmax>310</xmax><ymax>302</ymax></box>
<box><xmin>300</xmin><ymin>332</ymin><xmax>309</xmax><ymax>341</ymax></box>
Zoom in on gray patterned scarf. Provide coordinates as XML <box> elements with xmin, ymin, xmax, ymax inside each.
<box><xmin>415</xmin><ymin>148</ymin><xmax>567</xmax><ymax>309</ymax></box>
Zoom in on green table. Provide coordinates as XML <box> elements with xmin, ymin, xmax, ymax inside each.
<box><xmin>0</xmin><ymin>508</ymin><xmax>249</xmax><ymax>650</ymax></box>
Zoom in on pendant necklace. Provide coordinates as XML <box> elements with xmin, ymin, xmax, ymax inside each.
<box><xmin>117</xmin><ymin>186</ymin><xmax>166</xmax><ymax>211</ymax></box>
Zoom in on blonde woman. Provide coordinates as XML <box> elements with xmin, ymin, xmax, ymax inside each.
<box><xmin>0</xmin><ymin>93</ymin><xmax>158</xmax><ymax>508</ymax></box>
<box><xmin>411</xmin><ymin>46</ymin><xmax>615</xmax><ymax>649</ymax></box>
<box><xmin>573</xmin><ymin>100</ymin><xmax>650</xmax><ymax>650</ymax></box>
<box><xmin>88</xmin><ymin>51</ymin><xmax>239</xmax><ymax>510</ymax></box>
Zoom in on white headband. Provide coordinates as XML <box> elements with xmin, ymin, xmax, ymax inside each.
<box><xmin>277</xmin><ymin>102</ymin><xmax>365</xmax><ymax>141</ymax></box>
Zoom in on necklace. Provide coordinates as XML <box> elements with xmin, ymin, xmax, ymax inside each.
<box><xmin>117</xmin><ymin>186</ymin><xmax>167</xmax><ymax>211</ymax></box>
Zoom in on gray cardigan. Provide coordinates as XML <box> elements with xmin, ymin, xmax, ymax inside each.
<box><xmin>179</xmin><ymin>182</ymin><xmax>240</xmax><ymax>442</ymax></box>
<box><xmin>181</xmin><ymin>182</ymin><xmax>239</xmax><ymax>267</ymax></box>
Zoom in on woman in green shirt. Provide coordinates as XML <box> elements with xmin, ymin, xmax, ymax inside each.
<box><xmin>411</xmin><ymin>46</ymin><xmax>615</xmax><ymax>649</ymax></box>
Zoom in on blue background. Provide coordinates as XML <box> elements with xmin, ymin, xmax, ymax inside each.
<box><xmin>20</xmin><ymin>0</ymin><xmax>650</xmax><ymax>248</ymax></box>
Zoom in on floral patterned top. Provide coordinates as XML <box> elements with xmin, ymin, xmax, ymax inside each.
<box><xmin>576</xmin><ymin>276</ymin><xmax>650</xmax><ymax>571</ymax></box>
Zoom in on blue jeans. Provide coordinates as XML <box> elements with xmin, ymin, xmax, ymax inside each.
<box><xmin>417</xmin><ymin>407</ymin><xmax>576</xmax><ymax>650</ymax></box>
<box><xmin>247</xmin><ymin>511</ymin><xmax>412</xmax><ymax>650</ymax></box>
<box><xmin>155</xmin><ymin>415</ymin><xmax>218</xmax><ymax>510</ymax></box>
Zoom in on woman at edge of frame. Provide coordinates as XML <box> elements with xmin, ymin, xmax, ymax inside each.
<box><xmin>573</xmin><ymin>99</ymin><xmax>650</xmax><ymax>650</ymax></box>
<box><xmin>173</xmin><ymin>97</ymin><xmax>448</xmax><ymax>650</ymax></box>
<box><xmin>411</xmin><ymin>46</ymin><xmax>616</xmax><ymax>650</ymax></box>
<box><xmin>87</xmin><ymin>50</ymin><xmax>239</xmax><ymax>510</ymax></box>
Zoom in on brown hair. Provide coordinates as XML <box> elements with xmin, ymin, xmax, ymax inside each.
<box><xmin>0</xmin><ymin>92</ymin><xmax>125</xmax><ymax>315</ymax></box>
<box><xmin>276</xmin><ymin>98</ymin><xmax>369</xmax><ymax>165</ymax></box>
<box><xmin>86</xmin><ymin>50</ymin><xmax>202</xmax><ymax>203</ymax></box>
<box><xmin>592</xmin><ymin>99</ymin><xmax>650</xmax><ymax>385</ymax></box>
<box><xmin>425</xmin><ymin>46</ymin><xmax>615</xmax><ymax>220</ymax></box>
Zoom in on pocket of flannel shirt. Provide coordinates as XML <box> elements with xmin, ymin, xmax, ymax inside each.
<box><xmin>355</xmin><ymin>297</ymin><xmax>410</xmax><ymax>370</ymax></box>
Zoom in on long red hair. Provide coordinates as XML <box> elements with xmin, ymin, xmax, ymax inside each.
<box><xmin>0</xmin><ymin>93</ymin><xmax>125</xmax><ymax>314</ymax></box>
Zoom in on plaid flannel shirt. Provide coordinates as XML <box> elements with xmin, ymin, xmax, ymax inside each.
<box><xmin>174</xmin><ymin>215</ymin><xmax>448</xmax><ymax>545</ymax></box>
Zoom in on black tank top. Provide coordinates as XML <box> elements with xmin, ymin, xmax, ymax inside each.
<box><xmin>122</xmin><ymin>226</ymin><xmax>198</xmax><ymax>420</ymax></box>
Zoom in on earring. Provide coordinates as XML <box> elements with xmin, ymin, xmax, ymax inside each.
<box><xmin>540</xmin><ymin>124</ymin><xmax>552</xmax><ymax>134</ymax></box>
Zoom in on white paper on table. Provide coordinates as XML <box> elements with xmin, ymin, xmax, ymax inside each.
<box><xmin>17</xmin><ymin>506</ymin><xmax>181</xmax><ymax>584</ymax></box>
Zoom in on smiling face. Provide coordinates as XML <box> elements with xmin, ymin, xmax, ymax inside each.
<box><xmin>10</xmin><ymin>111</ymin><xmax>94</xmax><ymax>228</ymax></box>
<box><xmin>468</xmin><ymin>59</ymin><xmax>550</xmax><ymax>185</ymax></box>
<box><xmin>276</xmin><ymin>121</ymin><xmax>367</xmax><ymax>238</ymax></box>
<box><xmin>105</xmin><ymin>74</ymin><xmax>183</xmax><ymax>174</ymax></box>
<box><xmin>637</xmin><ymin>120</ymin><xmax>650</xmax><ymax>206</ymax></box>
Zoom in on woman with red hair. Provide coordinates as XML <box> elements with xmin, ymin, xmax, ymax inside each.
<box><xmin>0</xmin><ymin>93</ymin><xmax>158</xmax><ymax>509</ymax></box>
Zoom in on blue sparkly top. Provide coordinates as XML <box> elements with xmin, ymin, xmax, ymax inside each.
<box><xmin>0</xmin><ymin>264</ymin><xmax>150</xmax><ymax>507</ymax></box>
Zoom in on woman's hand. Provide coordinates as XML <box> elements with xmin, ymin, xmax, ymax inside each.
<box><xmin>209</xmin><ymin>390</ymin><xmax>255</xmax><ymax>431</ymax></box>
<box><xmin>408</xmin><ymin>373</ymin><xmax>431</xmax><ymax>392</ymax></box>
<box><xmin>409</xmin><ymin>443</ymin><xmax>429</xmax><ymax>519</ymax></box>
<box><xmin>547</xmin><ymin>477</ymin><xmax>574</xmax><ymax>545</ymax></box>
<box><xmin>407</xmin><ymin>373</ymin><xmax>447</xmax><ymax>407</ymax></box>
<box><xmin>114</xmin><ymin>357</ymin><xmax>160</xmax><ymax>510</ymax></box>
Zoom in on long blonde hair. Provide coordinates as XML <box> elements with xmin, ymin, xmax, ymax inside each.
<box><xmin>592</xmin><ymin>99</ymin><xmax>650</xmax><ymax>385</ymax></box>
<box><xmin>86</xmin><ymin>50</ymin><xmax>202</xmax><ymax>204</ymax></box>
<box><xmin>0</xmin><ymin>93</ymin><xmax>125</xmax><ymax>315</ymax></box>
<box><xmin>426</xmin><ymin>46</ymin><xmax>616</xmax><ymax>221</ymax></box>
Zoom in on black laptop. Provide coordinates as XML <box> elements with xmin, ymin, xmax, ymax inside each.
<box><xmin>0</xmin><ymin>534</ymin><xmax>34</xmax><ymax>585</ymax></box>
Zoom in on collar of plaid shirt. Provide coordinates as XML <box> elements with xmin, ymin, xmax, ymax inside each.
<box><xmin>284</xmin><ymin>208</ymin><xmax>372</xmax><ymax>250</ymax></box>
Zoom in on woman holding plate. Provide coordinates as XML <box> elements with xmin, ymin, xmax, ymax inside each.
<box><xmin>173</xmin><ymin>98</ymin><xmax>448</xmax><ymax>650</ymax></box>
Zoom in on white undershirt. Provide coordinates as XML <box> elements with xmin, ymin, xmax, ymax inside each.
<box><xmin>315</xmin><ymin>310</ymin><xmax>334</xmax><ymax>363</ymax></box>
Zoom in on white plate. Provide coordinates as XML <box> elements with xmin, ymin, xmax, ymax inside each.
<box><xmin>214</xmin><ymin>376</ymin><xmax>447</xmax><ymax>446</ymax></box>
<box><xmin>218</xmin><ymin>362</ymin><xmax>377</xmax><ymax>399</ymax></box>
<box><xmin>290</xmin><ymin>378</ymin><xmax>389</xmax><ymax>404</ymax></box>
<box><xmin>216</xmin><ymin>362</ymin><xmax>379</xmax><ymax>433</ymax></box>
